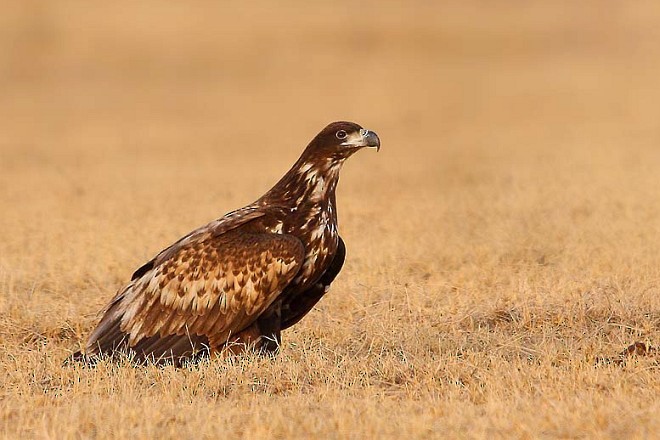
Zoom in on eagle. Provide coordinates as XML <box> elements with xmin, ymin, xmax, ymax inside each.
<box><xmin>69</xmin><ymin>121</ymin><xmax>380</xmax><ymax>365</ymax></box>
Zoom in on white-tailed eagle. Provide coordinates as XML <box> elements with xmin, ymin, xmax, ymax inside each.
<box><xmin>69</xmin><ymin>121</ymin><xmax>380</xmax><ymax>365</ymax></box>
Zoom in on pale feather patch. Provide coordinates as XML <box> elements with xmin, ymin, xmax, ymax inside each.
<box><xmin>310</xmin><ymin>176</ymin><xmax>326</xmax><ymax>201</ymax></box>
<box><xmin>298</xmin><ymin>162</ymin><xmax>314</xmax><ymax>173</ymax></box>
<box><xmin>269</xmin><ymin>220</ymin><xmax>284</xmax><ymax>234</ymax></box>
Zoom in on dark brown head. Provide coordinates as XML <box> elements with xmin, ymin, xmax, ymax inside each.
<box><xmin>301</xmin><ymin>121</ymin><xmax>380</xmax><ymax>161</ymax></box>
<box><xmin>262</xmin><ymin>121</ymin><xmax>380</xmax><ymax>204</ymax></box>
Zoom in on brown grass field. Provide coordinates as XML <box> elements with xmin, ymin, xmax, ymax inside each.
<box><xmin>1</xmin><ymin>1</ymin><xmax>659</xmax><ymax>438</ymax></box>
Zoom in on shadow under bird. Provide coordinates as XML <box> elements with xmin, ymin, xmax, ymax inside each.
<box><xmin>68</xmin><ymin>121</ymin><xmax>380</xmax><ymax>366</ymax></box>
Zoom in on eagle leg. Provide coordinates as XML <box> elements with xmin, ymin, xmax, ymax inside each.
<box><xmin>212</xmin><ymin>302</ymin><xmax>282</xmax><ymax>358</ymax></box>
<box><xmin>213</xmin><ymin>323</ymin><xmax>264</xmax><ymax>357</ymax></box>
<box><xmin>255</xmin><ymin>300</ymin><xmax>282</xmax><ymax>353</ymax></box>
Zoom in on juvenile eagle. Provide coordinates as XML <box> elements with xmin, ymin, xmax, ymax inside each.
<box><xmin>70</xmin><ymin>121</ymin><xmax>380</xmax><ymax>365</ymax></box>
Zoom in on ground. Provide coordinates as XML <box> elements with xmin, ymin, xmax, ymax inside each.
<box><xmin>0</xmin><ymin>1</ymin><xmax>658</xmax><ymax>438</ymax></box>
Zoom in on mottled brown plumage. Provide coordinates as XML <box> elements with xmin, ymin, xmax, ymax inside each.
<box><xmin>69</xmin><ymin>121</ymin><xmax>380</xmax><ymax>365</ymax></box>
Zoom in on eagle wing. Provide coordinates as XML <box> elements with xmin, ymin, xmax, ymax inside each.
<box><xmin>129</xmin><ymin>206</ymin><xmax>266</xmax><ymax>281</ymax></box>
<box><xmin>281</xmin><ymin>236</ymin><xmax>346</xmax><ymax>330</ymax></box>
<box><xmin>84</xmin><ymin>212</ymin><xmax>304</xmax><ymax>363</ymax></box>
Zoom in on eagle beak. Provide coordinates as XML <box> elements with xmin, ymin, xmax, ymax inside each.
<box><xmin>342</xmin><ymin>129</ymin><xmax>380</xmax><ymax>151</ymax></box>
<box><xmin>362</xmin><ymin>129</ymin><xmax>380</xmax><ymax>152</ymax></box>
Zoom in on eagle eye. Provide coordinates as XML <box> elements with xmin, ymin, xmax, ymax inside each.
<box><xmin>336</xmin><ymin>130</ymin><xmax>347</xmax><ymax>140</ymax></box>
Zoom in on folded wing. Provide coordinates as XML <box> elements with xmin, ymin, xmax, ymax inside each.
<box><xmin>85</xmin><ymin>228</ymin><xmax>304</xmax><ymax>364</ymax></box>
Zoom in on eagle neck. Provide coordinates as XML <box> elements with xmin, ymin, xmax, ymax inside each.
<box><xmin>262</xmin><ymin>155</ymin><xmax>345</xmax><ymax>211</ymax></box>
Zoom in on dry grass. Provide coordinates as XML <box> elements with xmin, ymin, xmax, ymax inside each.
<box><xmin>1</xmin><ymin>1</ymin><xmax>659</xmax><ymax>438</ymax></box>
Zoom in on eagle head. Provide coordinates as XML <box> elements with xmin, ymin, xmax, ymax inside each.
<box><xmin>304</xmin><ymin>121</ymin><xmax>380</xmax><ymax>160</ymax></box>
<box><xmin>264</xmin><ymin>121</ymin><xmax>380</xmax><ymax>204</ymax></box>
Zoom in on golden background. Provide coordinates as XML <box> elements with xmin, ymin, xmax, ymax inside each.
<box><xmin>1</xmin><ymin>1</ymin><xmax>658</xmax><ymax>437</ymax></box>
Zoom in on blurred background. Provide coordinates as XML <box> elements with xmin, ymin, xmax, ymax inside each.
<box><xmin>2</xmin><ymin>0</ymin><xmax>660</xmax><ymax>309</ymax></box>
<box><xmin>4</xmin><ymin>1</ymin><xmax>659</xmax><ymax>172</ymax></box>
<box><xmin>2</xmin><ymin>4</ymin><xmax>660</xmax><ymax>436</ymax></box>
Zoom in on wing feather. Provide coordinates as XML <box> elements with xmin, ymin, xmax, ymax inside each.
<box><xmin>85</xmin><ymin>226</ymin><xmax>304</xmax><ymax>362</ymax></box>
<box><xmin>130</xmin><ymin>207</ymin><xmax>265</xmax><ymax>281</ymax></box>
